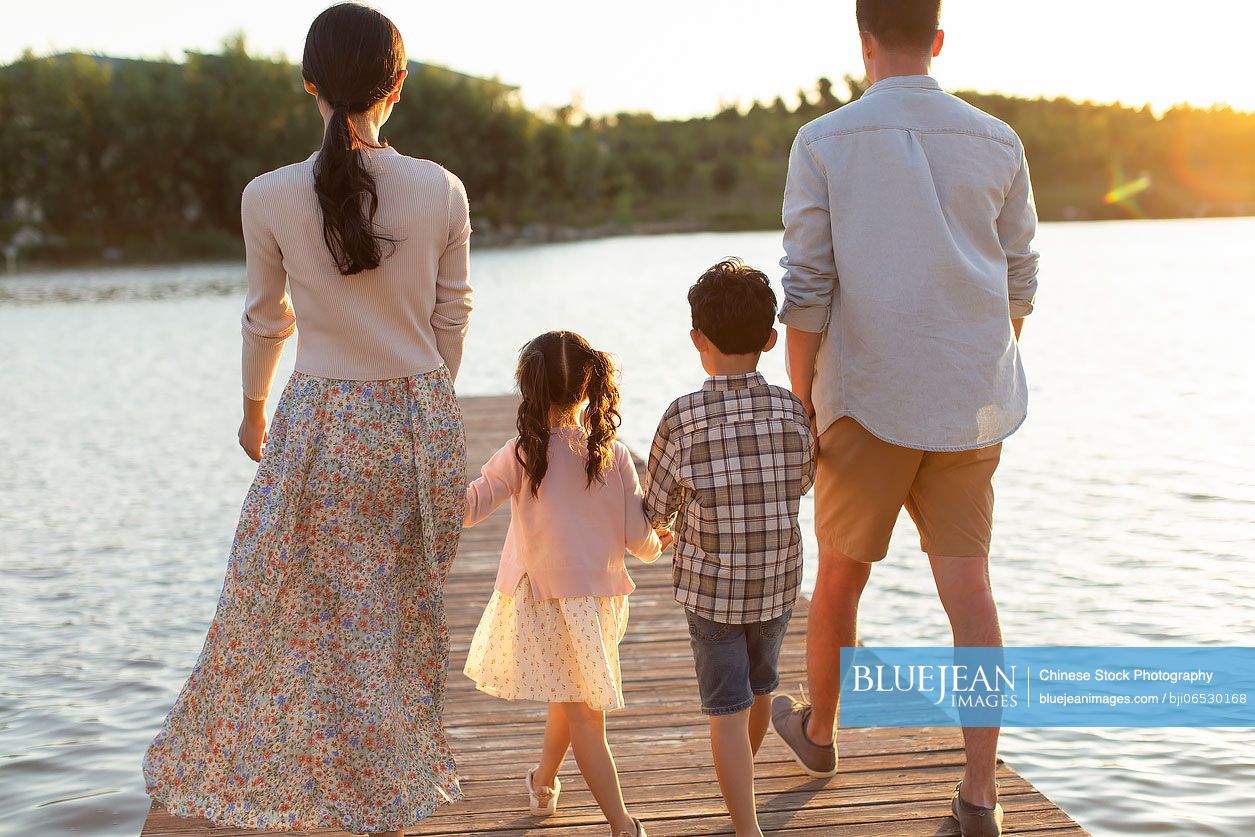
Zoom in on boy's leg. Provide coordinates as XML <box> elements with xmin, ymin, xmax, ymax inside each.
<box><xmin>748</xmin><ymin>693</ymin><xmax>772</xmax><ymax>755</ymax></box>
<box><xmin>535</xmin><ymin>702</ymin><xmax>570</xmax><ymax>789</ymax></box>
<box><xmin>744</xmin><ymin>608</ymin><xmax>792</xmax><ymax>755</ymax></box>
<box><xmin>686</xmin><ymin>611</ymin><xmax>760</xmax><ymax>834</ymax></box>
<box><xmin>561</xmin><ymin>701</ymin><xmax>634</xmax><ymax>833</ymax></box>
<box><xmin>709</xmin><ymin>708</ymin><xmax>764</xmax><ymax>837</ymax></box>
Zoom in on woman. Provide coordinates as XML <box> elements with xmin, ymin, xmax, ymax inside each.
<box><xmin>143</xmin><ymin>5</ymin><xmax>472</xmax><ymax>835</ymax></box>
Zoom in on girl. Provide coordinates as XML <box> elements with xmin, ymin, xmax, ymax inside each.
<box><xmin>463</xmin><ymin>331</ymin><xmax>664</xmax><ymax>837</ymax></box>
<box><xmin>143</xmin><ymin>5</ymin><xmax>470</xmax><ymax>835</ymax></box>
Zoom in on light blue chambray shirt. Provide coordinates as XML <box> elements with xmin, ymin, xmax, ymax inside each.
<box><xmin>779</xmin><ymin>75</ymin><xmax>1039</xmax><ymax>452</ymax></box>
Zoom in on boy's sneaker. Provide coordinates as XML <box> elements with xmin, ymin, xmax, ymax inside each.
<box><xmin>951</xmin><ymin>781</ymin><xmax>1004</xmax><ymax>837</ymax></box>
<box><xmin>770</xmin><ymin>693</ymin><xmax>837</xmax><ymax>777</ymax></box>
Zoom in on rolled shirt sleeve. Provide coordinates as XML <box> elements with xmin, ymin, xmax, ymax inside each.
<box><xmin>999</xmin><ymin>145</ymin><xmax>1040</xmax><ymax>319</ymax></box>
<box><xmin>240</xmin><ymin>178</ymin><xmax>297</xmax><ymax>401</ymax></box>
<box><xmin>779</xmin><ymin>132</ymin><xmax>839</xmax><ymax>333</ymax></box>
<box><xmin>432</xmin><ymin>172</ymin><xmax>473</xmax><ymax>381</ymax></box>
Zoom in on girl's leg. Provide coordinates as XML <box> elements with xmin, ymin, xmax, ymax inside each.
<box><xmin>562</xmin><ymin>702</ymin><xmax>635</xmax><ymax>834</ymax></box>
<box><xmin>535</xmin><ymin>702</ymin><xmax>571</xmax><ymax>788</ymax></box>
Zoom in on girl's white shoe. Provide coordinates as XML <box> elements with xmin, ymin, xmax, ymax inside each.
<box><xmin>614</xmin><ymin>818</ymin><xmax>646</xmax><ymax>837</ymax></box>
<box><xmin>525</xmin><ymin>767</ymin><xmax>561</xmax><ymax>817</ymax></box>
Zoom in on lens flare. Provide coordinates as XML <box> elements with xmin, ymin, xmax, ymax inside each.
<box><xmin>1104</xmin><ymin>161</ymin><xmax>1152</xmax><ymax>218</ymax></box>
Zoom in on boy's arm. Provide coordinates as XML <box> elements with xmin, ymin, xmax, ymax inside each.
<box><xmin>464</xmin><ymin>440</ymin><xmax>520</xmax><ymax>528</ymax></box>
<box><xmin>642</xmin><ymin>416</ymin><xmax>683</xmax><ymax>529</ymax></box>
<box><xmin>798</xmin><ymin>410</ymin><xmax>818</xmax><ymax>496</ymax></box>
<box><xmin>999</xmin><ymin>143</ymin><xmax>1040</xmax><ymax>329</ymax></box>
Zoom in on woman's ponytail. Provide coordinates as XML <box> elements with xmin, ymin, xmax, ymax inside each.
<box><xmin>302</xmin><ymin>3</ymin><xmax>405</xmax><ymax>276</ymax></box>
<box><xmin>312</xmin><ymin>104</ymin><xmax>395</xmax><ymax>276</ymax></box>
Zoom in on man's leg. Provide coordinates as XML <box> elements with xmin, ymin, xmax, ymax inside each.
<box><xmin>929</xmin><ymin>554</ymin><xmax>1002</xmax><ymax>808</ymax></box>
<box><xmin>804</xmin><ymin>546</ymin><xmax>872</xmax><ymax>745</ymax></box>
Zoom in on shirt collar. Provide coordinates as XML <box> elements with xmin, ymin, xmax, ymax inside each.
<box><xmin>702</xmin><ymin>372</ymin><xmax>766</xmax><ymax>392</ymax></box>
<box><xmin>863</xmin><ymin>74</ymin><xmax>942</xmax><ymax>96</ymax></box>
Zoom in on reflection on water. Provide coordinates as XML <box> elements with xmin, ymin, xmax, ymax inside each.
<box><xmin>1</xmin><ymin>219</ymin><xmax>1253</xmax><ymax>836</ymax></box>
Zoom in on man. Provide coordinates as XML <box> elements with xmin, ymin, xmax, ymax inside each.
<box><xmin>769</xmin><ymin>2</ymin><xmax>1040</xmax><ymax>836</ymax></box>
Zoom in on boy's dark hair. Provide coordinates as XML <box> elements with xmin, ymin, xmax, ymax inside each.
<box><xmin>688</xmin><ymin>258</ymin><xmax>777</xmax><ymax>355</ymax></box>
<box><xmin>855</xmin><ymin>0</ymin><xmax>942</xmax><ymax>51</ymax></box>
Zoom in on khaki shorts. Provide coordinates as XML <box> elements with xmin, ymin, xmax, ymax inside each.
<box><xmin>814</xmin><ymin>418</ymin><xmax>1002</xmax><ymax>562</ymax></box>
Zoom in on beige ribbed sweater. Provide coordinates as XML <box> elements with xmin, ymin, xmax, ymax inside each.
<box><xmin>240</xmin><ymin>145</ymin><xmax>472</xmax><ymax>400</ymax></box>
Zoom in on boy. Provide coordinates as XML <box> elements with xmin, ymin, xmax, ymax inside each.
<box><xmin>644</xmin><ymin>258</ymin><xmax>816</xmax><ymax>837</ymax></box>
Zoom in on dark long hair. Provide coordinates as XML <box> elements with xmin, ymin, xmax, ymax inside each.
<box><xmin>301</xmin><ymin>3</ymin><xmax>405</xmax><ymax>275</ymax></box>
<box><xmin>515</xmin><ymin>331</ymin><xmax>622</xmax><ymax>497</ymax></box>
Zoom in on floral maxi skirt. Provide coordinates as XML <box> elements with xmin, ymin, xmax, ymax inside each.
<box><xmin>143</xmin><ymin>369</ymin><xmax>466</xmax><ymax>832</ymax></box>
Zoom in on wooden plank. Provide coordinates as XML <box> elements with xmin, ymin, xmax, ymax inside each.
<box><xmin>141</xmin><ymin>394</ymin><xmax>1087</xmax><ymax>836</ymax></box>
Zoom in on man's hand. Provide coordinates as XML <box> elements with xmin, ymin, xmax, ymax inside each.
<box><xmin>655</xmin><ymin>527</ymin><xmax>674</xmax><ymax>553</ymax></box>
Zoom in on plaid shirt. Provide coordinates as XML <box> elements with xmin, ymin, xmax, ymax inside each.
<box><xmin>643</xmin><ymin>372</ymin><xmax>816</xmax><ymax>623</ymax></box>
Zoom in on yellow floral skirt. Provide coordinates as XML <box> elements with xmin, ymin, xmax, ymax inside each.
<box><xmin>464</xmin><ymin>575</ymin><xmax>629</xmax><ymax>711</ymax></box>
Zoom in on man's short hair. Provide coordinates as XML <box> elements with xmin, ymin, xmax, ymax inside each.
<box><xmin>688</xmin><ymin>258</ymin><xmax>777</xmax><ymax>355</ymax></box>
<box><xmin>856</xmin><ymin>0</ymin><xmax>942</xmax><ymax>52</ymax></box>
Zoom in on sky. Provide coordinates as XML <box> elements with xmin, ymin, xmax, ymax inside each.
<box><xmin>3</xmin><ymin>0</ymin><xmax>1253</xmax><ymax>118</ymax></box>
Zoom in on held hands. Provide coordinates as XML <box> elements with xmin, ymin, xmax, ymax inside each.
<box><xmin>797</xmin><ymin>392</ymin><xmax>820</xmax><ymax>452</ymax></box>
<box><xmin>654</xmin><ymin>527</ymin><xmax>674</xmax><ymax>553</ymax></box>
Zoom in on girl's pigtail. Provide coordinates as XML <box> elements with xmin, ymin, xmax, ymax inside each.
<box><xmin>515</xmin><ymin>349</ymin><xmax>552</xmax><ymax>497</ymax></box>
<box><xmin>581</xmin><ymin>349</ymin><xmax>622</xmax><ymax>489</ymax></box>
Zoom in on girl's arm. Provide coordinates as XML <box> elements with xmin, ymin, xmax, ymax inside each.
<box><xmin>464</xmin><ymin>439</ymin><xmax>521</xmax><ymax>528</ymax></box>
<box><xmin>619</xmin><ymin>444</ymin><xmax>663</xmax><ymax>563</ymax></box>
<box><xmin>643</xmin><ymin>413</ymin><xmax>684</xmax><ymax>529</ymax></box>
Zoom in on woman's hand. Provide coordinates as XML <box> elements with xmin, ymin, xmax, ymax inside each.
<box><xmin>238</xmin><ymin>396</ymin><xmax>269</xmax><ymax>462</ymax></box>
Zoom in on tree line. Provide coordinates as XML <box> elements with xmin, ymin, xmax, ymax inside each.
<box><xmin>1</xmin><ymin>39</ymin><xmax>1252</xmax><ymax>264</ymax></box>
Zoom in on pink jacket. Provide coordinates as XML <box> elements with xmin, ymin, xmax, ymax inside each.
<box><xmin>464</xmin><ymin>428</ymin><xmax>662</xmax><ymax>599</ymax></box>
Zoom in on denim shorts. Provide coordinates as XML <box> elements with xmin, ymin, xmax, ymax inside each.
<box><xmin>685</xmin><ymin>609</ymin><xmax>793</xmax><ymax>715</ymax></box>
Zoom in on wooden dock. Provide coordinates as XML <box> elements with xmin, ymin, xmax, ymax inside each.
<box><xmin>141</xmin><ymin>395</ymin><xmax>1086</xmax><ymax>837</ymax></box>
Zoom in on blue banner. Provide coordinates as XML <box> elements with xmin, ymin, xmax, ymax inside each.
<box><xmin>838</xmin><ymin>647</ymin><xmax>1255</xmax><ymax>727</ymax></box>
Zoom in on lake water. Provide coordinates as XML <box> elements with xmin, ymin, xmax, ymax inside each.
<box><xmin>1</xmin><ymin>219</ymin><xmax>1253</xmax><ymax>836</ymax></box>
